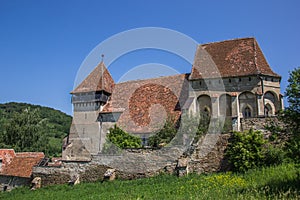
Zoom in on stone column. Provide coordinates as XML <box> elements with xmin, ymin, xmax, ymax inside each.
<box><xmin>280</xmin><ymin>94</ymin><xmax>284</xmax><ymax>110</ymax></box>
<box><xmin>231</xmin><ymin>93</ymin><xmax>239</xmax><ymax>131</ymax></box>
<box><xmin>211</xmin><ymin>95</ymin><xmax>219</xmax><ymax>118</ymax></box>
<box><xmin>257</xmin><ymin>94</ymin><xmax>264</xmax><ymax>116</ymax></box>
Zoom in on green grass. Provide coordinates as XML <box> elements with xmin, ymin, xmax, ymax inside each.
<box><xmin>1</xmin><ymin>163</ymin><xmax>299</xmax><ymax>200</ymax></box>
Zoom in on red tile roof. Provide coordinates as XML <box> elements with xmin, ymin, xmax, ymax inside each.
<box><xmin>101</xmin><ymin>74</ymin><xmax>189</xmax><ymax>133</ymax></box>
<box><xmin>0</xmin><ymin>149</ymin><xmax>44</xmax><ymax>178</ymax></box>
<box><xmin>71</xmin><ymin>61</ymin><xmax>115</xmax><ymax>94</ymax></box>
<box><xmin>190</xmin><ymin>37</ymin><xmax>280</xmax><ymax>79</ymax></box>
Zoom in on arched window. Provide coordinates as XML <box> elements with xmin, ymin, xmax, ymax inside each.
<box><xmin>219</xmin><ymin>94</ymin><xmax>232</xmax><ymax>116</ymax></box>
<box><xmin>264</xmin><ymin>91</ymin><xmax>279</xmax><ymax>113</ymax></box>
<box><xmin>265</xmin><ymin>104</ymin><xmax>272</xmax><ymax>116</ymax></box>
<box><xmin>203</xmin><ymin>107</ymin><xmax>210</xmax><ymax>118</ymax></box>
<box><xmin>244</xmin><ymin>106</ymin><xmax>251</xmax><ymax>118</ymax></box>
<box><xmin>197</xmin><ymin>95</ymin><xmax>212</xmax><ymax>118</ymax></box>
<box><xmin>239</xmin><ymin>91</ymin><xmax>257</xmax><ymax>117</ymax></box>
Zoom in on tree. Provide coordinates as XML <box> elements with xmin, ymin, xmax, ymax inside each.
<box><xmin>0</xmin><ymin>107</ymin><xmax>49</xmax><ymax>153</ymax></box>
<box><xmin>282</xmin><ymin>67</ymin><xmax>300</xmax><ymax>162</ymax></box>
<box><xmin>283</xmin><ymin>67</ymin><xmax>300</xmax><ymax>135</ymax></box>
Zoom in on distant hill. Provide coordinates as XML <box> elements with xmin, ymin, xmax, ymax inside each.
<box><xmin>0</xmin><ymin>102</ymin><xmax>72</xmax><ymax>157</ymax></box>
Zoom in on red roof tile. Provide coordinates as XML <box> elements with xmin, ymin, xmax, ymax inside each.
<box><xmin>71</xmin><ymin>62</ymin><xmax>115</xmax><ymax>94</ymax></box>
<box><xmin>0</xmin><ymin>149</ymin><xmax>44</xmax><ymax>178</ymax></box>
<box><xmin>101</xmin><ymin>74</ymin><xmax>189</xmax><ymax>133</ymax></box>
<box><xmin>190</xmin><ymin>37</ymin><xmax>280</xmax><ymax>79</ymax></box>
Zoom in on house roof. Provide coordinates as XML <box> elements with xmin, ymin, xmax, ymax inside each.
<box><xmin>71</xmin><ymin>61</ymin><xmax>115</xmax><ymax>94</ymax></box>
<box><xmin>101</xmin><ymin>74</ymin><xmax>189</xmax><ymax>133</ymax></box>
<box><xmin>0</xmin><ymin>149</ymin><xmax>44</xmax><ymax>178</ymax></box>
<box><xmin>190</xmin><ymin>37</ymin><xmax>280</xmax><ymax>80</ymax></box>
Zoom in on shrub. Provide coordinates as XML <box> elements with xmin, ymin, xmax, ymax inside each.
<box><xmin>263</xmin><ymin>145</ymin><xmax>287</xmax><ymax>166</ymax></box>
<box><xmin>226</xmin><ymin>129</ymin><xmax>266</xmax><ymax>172</ymax></box>
<box><xmin>148</xmin><ymin>114</ymin><xmax>211</xmax><ymax>148</ymax></box>
<box><xmin>106</xmin><ymin>124</ymin><xmax>142</xmax><ymax>149</ymax></box>
<box><xmin>148</xmin><ymin>117</ymin><xmax>177</xmax><ymax>147</ymax></box>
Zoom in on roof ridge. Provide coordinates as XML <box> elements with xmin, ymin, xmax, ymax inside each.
<box><xmin>117</xmin><ymin>73</ymin><xmax>189</xmax><ymax>85</ymax></box>
<box><xmin>253</xmin><ymin>38</ymin><xmax>260</xmax><ymax>74</ymax></box>
<box><xmin>201</xmin><ymin>37</ymin><xmax>255</xmax><ymax>46</ymax></box>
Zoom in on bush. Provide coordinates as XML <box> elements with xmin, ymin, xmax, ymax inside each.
<box><xmin>106</xmin><ymin>124</ymin><xmax>142</xmax><ymax>149</ymax></box>
<box><xmin>148</xmin><ymin>117</ymin><xmax>177</xmax><ymax>147</ymax></box>
<box><xmin>226</xmin><ymin>129</ymin><xmax>266</xmax><ymax>172</ymax></box>
<box><xmin>263</xmin><ymin>145</ymin><xmax>287</xmax><ymax>166</ymax></box>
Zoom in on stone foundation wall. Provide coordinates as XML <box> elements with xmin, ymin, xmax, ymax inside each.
<box><xmin>241</xmin><ymin>116</ymin><xmax>282</xmax><ymax>132</ymax></box>
<box><xmin>0</xmin><ymin>176</ymin><xmax>30</xmax><ymax>191</ymax></box>
<box><xmin>33</xmin><ymin>117</ymin><xmax>283</xmax><ymax>187</ymax></box>
<box><xmin>189</xmin><ymin>134</ymin><xmax>231</xmax><ymax>174</ymax></box>
<box><xmin>33</xmin><ymin>134</ymin><xmax>232</xmax><ymax>186</ymax></box>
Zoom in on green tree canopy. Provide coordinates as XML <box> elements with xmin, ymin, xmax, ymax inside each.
<box><xmin>283</xmin><ymin>67</ymin><xmax>300</xmax><ymax>135</ymax></box>
<box><xmin>282</xmin><ymin>67</ymin><xmax>300</xmax><ymax>162</ymax></box>
<box><xmin>0</xmin><ymin>102</ymin><xmax>72</xmax><ymax>157</ymax></box>
<box><xmin>0</xmin><ymin>107</ymin><xmax>49</xmax><ymax>152</ymax></box>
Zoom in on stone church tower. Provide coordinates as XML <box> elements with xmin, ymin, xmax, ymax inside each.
<box><xmin>62</xmin><ymin>61</ymin><xmax>114</xmax><ymax>161</ymax></box>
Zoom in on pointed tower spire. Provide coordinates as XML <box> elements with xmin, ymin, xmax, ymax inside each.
<box><xmin>71</xmin><ymin>56</ymin><xmax>115</xmax><ymax>94</ymax></box>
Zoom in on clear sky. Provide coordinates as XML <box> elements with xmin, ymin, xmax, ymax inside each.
<box><xmin>0</xmin><ymin>0</ymin><xmax>299</xmax><ymax>115</ymax></box>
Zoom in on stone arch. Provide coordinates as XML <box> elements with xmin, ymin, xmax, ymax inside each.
<box><xmin>203</xmin><ymin>106</ymin><xmax>211</xmax><ymax>118</ymax></box>
<box><xmin>264</xmin><ymin>91</ymin><xmax>280</xmax><ymax>114</ymax></box>
<box><xmin>197</xmin><ymin>95</ymin><xmax>212</xmax><ymax>118</ymax></box>
<box><xmin>238</xmin><ymin>91</ymin><xmax>257</xmax><ymax>118</ymax></box>
<box><xmin>219</xmin><ymin>94</ymin><xmax>232</xmax><ymax>117</ymax></box>
<box><xmin>265</xmin><ymin>103</ymin><xmax>273</xmax><ymax>116</ymax></box>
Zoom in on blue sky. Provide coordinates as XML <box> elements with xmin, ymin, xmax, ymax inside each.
<box><xmin>0</xmin><ymin>0</ymin><xmax>299</xmax><ymax>115</ymax></box>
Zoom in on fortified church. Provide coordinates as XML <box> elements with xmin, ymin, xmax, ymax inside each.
<box><xmin>63</xmin><ymin>37</ymin><xmax>282</xmax><ymax>161</ymax></box>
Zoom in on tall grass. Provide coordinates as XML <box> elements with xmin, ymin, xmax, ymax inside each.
<box><xmin>1</xmin><ymin>163</ymin><xmax>299</xmax><ymax>200</ymax></box>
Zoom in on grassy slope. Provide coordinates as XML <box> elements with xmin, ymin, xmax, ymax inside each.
<box><xmin>1</xmin><ymin>163</ymin><xmax>299</xmax><ymax>200</ymax></box>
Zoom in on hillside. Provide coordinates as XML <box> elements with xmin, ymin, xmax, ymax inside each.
<box><xmin>0</xmin><ymin>102</ymin><xmax>72</xmax><ymax>157</ymax></box>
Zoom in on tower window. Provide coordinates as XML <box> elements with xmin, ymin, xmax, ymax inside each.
<box><xmin>249</xmin><ymin>77</ymin><xmax>252</xmax><ymax>81</ymax></box>
<box><xmin>229</xmin><ymin>79</ymin><xmax>231</xmax><ymax>83</ymax></box>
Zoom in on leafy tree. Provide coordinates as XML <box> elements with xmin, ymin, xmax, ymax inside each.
<box><xmin>226</xmin><ymin>129</ymin><xmax>266</xmax><ymax>172</ymax></box>
<box><xmin>283</xmin><ymin>67</ymin><xmax>300</xmax><ymax>135</ymax></box>
<box><xmin>0</xmin><ymin>107</ymin><xmax>49</xmax><ymax>153</ymax></box>
<box><xmin>281</xmin><ymin>67</ymin><xmax>300</xmax><ymax>162</ymax></box>
<box><xmin>106</xmin><ymin>124</ymin><xmax>142</xmax><ymax>149</ymax></box>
